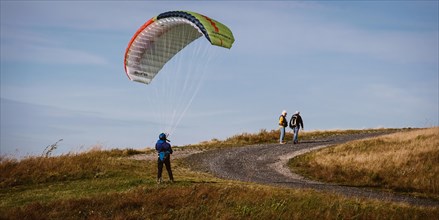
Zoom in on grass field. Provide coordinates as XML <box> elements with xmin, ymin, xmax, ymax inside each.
<box><xmin>289</xmin><ymin>127</ymin><xmax>439</xmax><ymax>200</ymax></box>
<box><xmin>1</xmin><ymin>128</ymin><xmax>438</xmax><ymax>219</ymax></box>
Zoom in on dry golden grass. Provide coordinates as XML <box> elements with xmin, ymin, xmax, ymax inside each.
<box><xmin>2</xmin><ymin>128</ymin><xmax>438</xmax><ymax>219</ymax></box>
<box><xmin>0</xmin><ymin>148</ymin><xmax>145</xmax><ymax>188</ymax></box>
<box><xmin>187</xmin><ymin>128</ymin><xmax>398</xmax><ymax>151</ymax></box>
<box><xmin>2</xmin><ymin>183</ymin><xmax>438</xmax><ymax>220</ymax></box>
<box><xmin>290</xmin><ymin>127</ymin><xmax>439</xmax><ymax>197</ymax></box>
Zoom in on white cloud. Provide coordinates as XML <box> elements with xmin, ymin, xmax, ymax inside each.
<box><xmin>361</xmin><ymin>83</ymin><xmax>438</xmax><ymax>124</ymax></box>
<box><xmin>2</xmin><ymin>43</ymin><xmax>108</xmax><ymax>65</ymax></box>
<box><xmin>226</xmin><ymin>2</ymin><xmax>438</xmax><ymax>64</ymax></box>
<box><xmin>0</xmin><ymin>98</ymin><xmax>155</xmax><ymax>157</ymax></box>
<box><xmin>1</xmin><ymin>25</ymin><xmax>109</xmax><ymax>65</ymax></box>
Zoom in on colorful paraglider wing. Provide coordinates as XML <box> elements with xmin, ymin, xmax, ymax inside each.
<box><xmin>124</xmin><ymin>11</ymin><xmax>235</xmax><ymax>84</ymax></box>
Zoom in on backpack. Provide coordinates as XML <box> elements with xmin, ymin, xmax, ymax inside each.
<box><xmin>279</xmin><ymin>115</ymin><xmax>287</xmax><ymax>127</ymax></box>
<box><xmin>289</xmin><ymin>115</ymin><xmax>297</xmax><ymax>129</ymax></box>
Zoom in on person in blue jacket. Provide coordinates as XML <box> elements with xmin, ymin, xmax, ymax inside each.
<box><xmin>155</xmin><ymin>133</ymin><xmax>174</xmax><ymax>183</ymax></box>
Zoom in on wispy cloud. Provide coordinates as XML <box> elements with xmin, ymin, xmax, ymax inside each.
<box><xmin>1</xmin><ymin>25</ymin><xmax>109</xmax><ymax>65</ymax></box>
<box><xmin>2</xmin><ymin>43</ymin><xmax>108</xmax><ymax>65</ymax></box>
<box><xmin>365</xmin><ymin>83</ymin><xmax>436</xmax><ymax>107</ymax></box>
<box><xmin>0</xmin><ymin>98</ymin><xmax>156</xmax><ymax>157</ymax></box>
<box><xmin>226</xmin><ymin>2</ymin><xmax>438</xmax><ymax>64</ymax></box>
<box><xmin>290</xmin><ymin>22</ymin><xmax>438</xmax><ymax>64</ymax></box>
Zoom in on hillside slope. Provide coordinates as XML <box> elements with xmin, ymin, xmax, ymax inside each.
<box><xmin>185</xmin><ymin>129</ymin><xmax>439</xmax><ymax>207</ymax></box>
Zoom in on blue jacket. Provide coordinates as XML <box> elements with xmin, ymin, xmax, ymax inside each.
<box><xmin>155</xmin><ymin>140</ymin><xmax>173</xmax><ymax>154</ymax></box>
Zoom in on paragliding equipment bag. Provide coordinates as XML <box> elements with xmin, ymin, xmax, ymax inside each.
<box><xmin>159</xmin><ymin>151</ymin><xmax>170</xmax><ymax>162</ymax></box>
<box><xmin>289</xmin><ymin>115</ymin><xmax>297</xmax><ymax>129</ymax></box>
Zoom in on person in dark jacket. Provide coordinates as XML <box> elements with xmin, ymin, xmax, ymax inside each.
<box><xmin>155</xmin><ymin>133</ymin><xmax>174</xmax><ymax>183</ymax></box>
<box><xmin>289</xmin><ymin>111</ymin><xmax>304</xmax><ymax>144</ymax></box>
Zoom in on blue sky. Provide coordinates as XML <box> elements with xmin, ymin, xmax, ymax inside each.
<box><xmin>1</xmin><ymin>1</ymin><xmax>438</xmax><ymax>158</ymax></box>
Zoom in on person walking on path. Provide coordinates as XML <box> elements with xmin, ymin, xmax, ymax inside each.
<box><xmin>278</xmin><ymin>110</ymin><xmax>288</xmax><ymax>144</ymax></box>
<box><xmin>289</xmin><ymin>111</ymin><xmax>304</xmax><ymax>144</ymax></box>
<box><xmin>155</xmin><ymin>133</ymin><xmax>174</xmax><ymax>183</ymax></box>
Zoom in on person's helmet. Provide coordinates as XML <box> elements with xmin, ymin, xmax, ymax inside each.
<box><xmin>159</xmin><ymin>133</ymin><xmax>167</xmax><ymax>140</ymax></box>
<box><xmin>159</xmin><ymin>133</ymin><xmax>170</xmax><ymax>142</ymax></box>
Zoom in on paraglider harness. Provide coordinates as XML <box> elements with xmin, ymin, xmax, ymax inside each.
<box><xmin>158</xmin><ymin>151</ymin><xmax>170</xmax><ymax>161</ymax></box>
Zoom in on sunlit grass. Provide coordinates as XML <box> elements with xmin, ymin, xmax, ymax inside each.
<box><xmin>184</xmin><ymin>128</ymin><xmax>401</xmax><ymax>151</ymax></box>
<box><xmin>1</xmin><ymin>128</ymin><xmax>438</xmax><ymax>219</ymax></box>
<box><xmin>290</xmin><ymin>127</ymin><xmax>439</xmax><ymax>199</ymax></box>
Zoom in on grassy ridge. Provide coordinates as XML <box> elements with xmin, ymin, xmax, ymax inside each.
<box><xmin>1</xmin><ymin>128</ymin><xmax>438</xmax><ymax>219</ymax></box>
<box><xmin>289</xmin><ymin>127</ymin><xmax>439</xmax><ymax>199</ymax></box>
<box><xmin>184</xmin><ymin>128</ymin><xmax>400</xmax><ymax>150</ymax></box>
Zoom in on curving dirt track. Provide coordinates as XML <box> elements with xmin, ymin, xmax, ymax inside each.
<box><xmin>185</xmin><ymin>132</ymin><xmax>439</xmax><ymax>207</ymax></box>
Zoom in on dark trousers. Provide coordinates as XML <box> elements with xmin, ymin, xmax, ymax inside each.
<box><xmin>157</xmin><ymin>156</ymin><xmax>173</xmax><ymax>181</ymax></box>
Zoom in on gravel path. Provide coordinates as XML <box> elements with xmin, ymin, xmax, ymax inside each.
<box><xmin>185</xmin><ymin>132</ymin><xmax>439</xmax><ymax>207</ymax></box>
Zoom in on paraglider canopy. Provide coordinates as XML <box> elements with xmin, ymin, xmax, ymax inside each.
<box><xmin>124</xmin><ymin>11</ymin><xmax>235</xmax><ymax>84</ymax></box>
<box><xmin>123</xmin><ymin>11</ymin><xmax>234</xmax><ymax>139</ymax></box>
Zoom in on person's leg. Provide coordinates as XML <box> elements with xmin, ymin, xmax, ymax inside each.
<box><xmin>293</xmin><ymin>127</ymin><xmax>299</xmax><ymax>143</ymax></box>
<box><xmin>279</xmin><ymin>126</ymin><xmax>285</xmax><ymax>143</ymax></box>
<box><xmin>164</xmin><ymin>157</ymin><xmax>174</xmax><ymax>182</ymax></box>
<box><xmin>157</xmin><ymin>159</ymin><xmax>164</xmax><ymax>183</ymax></box>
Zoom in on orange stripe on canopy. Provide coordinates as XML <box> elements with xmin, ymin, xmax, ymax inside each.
<box><xmin>123</xmin><ymin>18</ymin><xmax>155</xmax><ymax>78</ymax></box>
